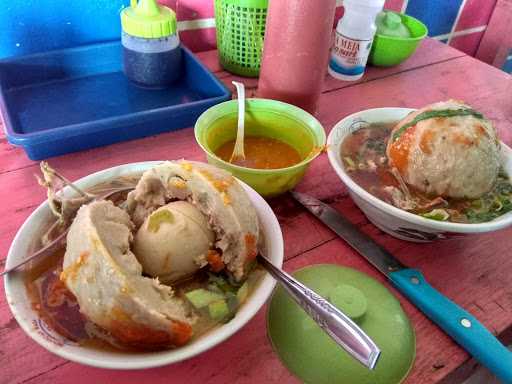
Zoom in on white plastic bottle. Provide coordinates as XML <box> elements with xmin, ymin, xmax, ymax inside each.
<box><xmin>328</xmin><ymin>0</ymin><xmax>385</xmax><ymax>81</ymax></box>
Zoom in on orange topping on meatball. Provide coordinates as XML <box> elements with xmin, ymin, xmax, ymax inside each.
<box><xmin>245</xmin><ymin>233</ymin><xmax>258</xmax><ymax>261</ymax></box>
<box><xmin>109</xmin><ymin>307</ymin><xmax>192</xmax><ymax>347</ymax></box>
<box><xmin>207</xmin><ymin>249</ymin><xmax>225</xmax><ymax>272</ymax></box>
<box><xmin>419</xmin><ymin>129</ymin><xmax>435</xmax><ymax>154</ymax></box>
<box><xmin>388</xmin><ymin>125</ymin><xmax>417</xmax><ymax>174</ymax></box>
<box><xmin>452</xmin><ymin>132</ymin><xmax>475</xmax><ymax>146</ymax></box>
<box><xmin>476</xmin><ymin>125</ymin><xmax>488</xmax><ymax>137</ymax></box>
<box><xmin>170</xmin><ymin>321</ymin><xmax>193</xmax><ymax>346</ymax></box>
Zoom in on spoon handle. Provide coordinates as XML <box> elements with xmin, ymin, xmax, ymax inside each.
<box><xmin>1</xmin><ymin>229</ymin><xmax>68</xmax><ymax>277</ymax></box>
<box><xmin>257</xmin><ymin>254</ymin><xmax>380</xmax><ymax>369</ymax></box>
<box><xmin>231</xmin><ymin>81</ymin><xmax>246</xmax><ymax>161</ymax></box>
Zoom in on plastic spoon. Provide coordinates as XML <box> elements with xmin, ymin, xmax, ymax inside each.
<box><xmin>229</xmin><ymin>81</ymin><xmax>246</xmax><ymax>164</ymax></box>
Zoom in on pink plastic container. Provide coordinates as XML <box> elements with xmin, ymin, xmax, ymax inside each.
<box><xmin>257</xmin><ymin>0</ymin><xmax>336</xmax><ymax>115</ymax></box>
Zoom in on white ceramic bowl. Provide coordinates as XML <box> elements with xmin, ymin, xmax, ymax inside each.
<box><xmin>4</xmin><ymin>161</ymin><xmax>284</xmax><ymax>369</ymax></box>
<box><xmin>327</xmin><ymin>108</ymin><xmax>512</xmax><ymax>242</ymax></box>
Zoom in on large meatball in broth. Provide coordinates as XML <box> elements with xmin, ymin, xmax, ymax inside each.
<box><xmin>386</xmin><ymin>100</ymin><xmax>500</xmax><ymax>199</ymax></box>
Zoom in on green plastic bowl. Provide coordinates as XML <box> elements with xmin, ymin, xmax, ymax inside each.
<box><xmin>194</xmin><ymin>98</ymin><xmax>326</xmax><ymax>197</ymax></box>
<box><xmin>369</xmin><ymin>13</ymin><xmax>428</xmax><ymax>67</ymax></box>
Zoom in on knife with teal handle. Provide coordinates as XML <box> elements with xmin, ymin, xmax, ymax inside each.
<box><xmin>292</xmin><ymin>191</ymin><xmax>512</xmax><ymax>383</ymax></box>
<box><xmin>390</xmin><ymin>268</ymin><xmax>512</xmax><ymax>383</ymax></box>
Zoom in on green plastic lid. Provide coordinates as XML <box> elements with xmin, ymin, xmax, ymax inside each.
<box><xmin>121</xmin><ymin>0</ymin><xmax>177</xmax><ymax>39</ymax></box>
<box><xmin>376</xmin><ymin>11</ymin><xmax>412</xmax><ymax>38</ymax></box>
<box><xmin>267</xmin><ymin>265</ymin><xmax>415</xmax><ymax>384</ymax></box>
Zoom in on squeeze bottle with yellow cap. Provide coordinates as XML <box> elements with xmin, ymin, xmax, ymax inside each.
<box><xmin>120</xmin><ymin>0</ymin><xmax>181</xmax><ymax>88</ymax></box>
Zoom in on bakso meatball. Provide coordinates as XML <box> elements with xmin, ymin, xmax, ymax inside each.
<box><xmin>133</xmin><ymin>201</ymin><xmax>215</xmax><ymax>283</ymax></box>
<box><xmin>386</xmin><ymin>100</ymin><xmax>500</xmax><ymax>199</ymax></box>
<box><xmin>127</xmin><ymin>160</ymin><xmax>260</xmax><ymax>281</ymax></box>
<box><xmin>62</xmin><ymin>200</ymin><xmax>196</xmax><ymax>347</ymax></box>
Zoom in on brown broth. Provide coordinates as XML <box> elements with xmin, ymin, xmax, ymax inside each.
<box><xmin>340</xmin><ymin>123</ymin><xmax>396</xmax><ymax>203</ymax></box>
<box><xmin>24</xmin><ymin>176</ymin><xmax>264</xmax><ymax>352</ymax></box>
<box><xmin>25</xmin><ymin>249</ymin><xmax>264</xmax><ymax>352</ymax></box>
<box><xmin>24</xmin><ymin>248</ymin><xmax>87</xmax><ymax>342</ymax></box>
<box><xmin>340</xmin><ymin>123</ymin><xmax>512</xmax><ymax>223</ymax></box>
<box><xmin>215</xmin><ymin>136</ymin><xmax>302</xmax><ymax>169</ymax></box>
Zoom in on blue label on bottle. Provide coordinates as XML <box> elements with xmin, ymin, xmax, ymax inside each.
<box><xmin>329</xmin><ymin>58</ymin><xmax>365</xmax><ymax>76</ymax></box>
<box><xmin>329</xmin><ymin>31</ymin><xmax>371</xmax><ymax>77</ymax></box>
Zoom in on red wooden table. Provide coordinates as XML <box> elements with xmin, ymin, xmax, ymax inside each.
<box><xmin>1</xmin><ymin>39</ymin><xmax>512</xmax><ymax>384</ymax></box>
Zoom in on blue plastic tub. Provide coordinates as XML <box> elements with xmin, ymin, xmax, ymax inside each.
<box><xmin>0</xmin><ymin>41</ymin><xmax>231</xmax><ymax>160</ymax></box>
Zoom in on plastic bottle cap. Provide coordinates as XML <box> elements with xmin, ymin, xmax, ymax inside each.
<box><xmin>384</xmin><ymin>12</ymin><xmax>402</xmax><ymax>29</ymax></box>
<box><xmin>375</xmin><ymin>11</ymin><xmax>412</xmax><ymax>38</ymax></box>
<box><xmin>121</xmin><ymin>0</ymin><xmax>177</xmax><ymax>39</ymax></box>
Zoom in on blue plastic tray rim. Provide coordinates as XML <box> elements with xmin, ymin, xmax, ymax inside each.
<box><xmin>4</xmin><ymin>93</ymin><xmax>229</xmax><ymax>145</ymax></box>
<box><xmin>0</xmin><ymin>42</ymin><xmax>231</xmax><ymax>149</ymax></box>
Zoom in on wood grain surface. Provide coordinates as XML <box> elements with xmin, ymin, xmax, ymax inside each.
<box><xmin>1</xmin><ymin>39</ymin><xmax>511</xmax><ymax>384</ymax></box>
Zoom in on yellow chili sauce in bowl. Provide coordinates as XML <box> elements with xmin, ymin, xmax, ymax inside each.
<box><xmin>215</xmin><ymin>136</ymin><xmax>302</xmax><ymax>170</ymax></box>
<box><xmin>195</xmin><ymin>98</ymin><xmax>326</xmax><ymax>197</ymax></box>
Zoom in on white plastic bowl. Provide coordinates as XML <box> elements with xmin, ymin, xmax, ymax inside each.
<box><xmin>4</xmin><ymin>161</ymin><xmax>284</xmax><ymax>369</ymax></box>
<box><xmin>327</xmin><ymin>108</ymin><xmax>512</xmax><ymax>242</ymax></box>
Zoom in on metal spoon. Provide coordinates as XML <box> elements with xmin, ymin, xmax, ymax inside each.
<box><xmin>0</xmin><ymin>186</ymin><xmax>134</xmax><ymax>276</ymax></box>
<box><xmin>229</xmin><ymin>81</ymin><xmax>246</xmax><ymax>164</ymax></box>
<box><xmin>257</xmin><ymin>254</ymin><xmax>381</xmax><ymax>369</ymax></box>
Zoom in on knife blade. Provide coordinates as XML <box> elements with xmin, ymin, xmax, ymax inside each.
<box><xmin>292</xmin><ymin>191</ymin><xmax>512</xmax><ymax>383</ymax></box>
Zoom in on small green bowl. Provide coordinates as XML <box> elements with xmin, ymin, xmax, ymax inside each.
<box><xmin>369</xmin><ymin>13</ymin><xmax>428</xmax><ymax>67</ymax></box>
<box><xmin>194</xmin><ymin>98</ymin><xmax>326</xmax><ymax>197</ymax></box>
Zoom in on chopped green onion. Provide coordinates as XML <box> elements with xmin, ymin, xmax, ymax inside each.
<box><xmin>343</xmin><ymin>157</ymin><xmax>356</xmax><ymax>170</ymax></box>
<box><xmin>392</xmin><ymin>109</ymin><xmax>484</xmax><ymax>142</ymax></box>
<box><xmin>225</xmin><ymin>291</ymin><xmax>239</xmax><ymax>312</ymax></box>
<box><xmin>421</xmin><ymin>209</ymin><xmax>450</xmax><ymax>221</ymax></box>
<box><xmin>236</xmin><ymin>282</ymin><xmax>249</xmax><ymax>304</ymax></box>
<box><xmin>465</xmin><ymin>210</ymin><xmax>499</xmax><ymax>223</ymax></box>
<box><xmin>208</xmin><ymin>273</ymin><xmax>237</xmax><ymax>293</ymax></box>
<box><xmin>185</xmin><ymin>289</ymin><xmax>224</xmax><ymax>309</ymax></box>
<box><xmin>501</xmin><ymin>197</ymin><xmax>512</xmax><ymax>210</ymax></box>
<box><xmin>492</xmin><ymin>197</ymin><xmax>503</xmax><ymax>212</ymax></box>
<box><xmin>147</xmin><ymin>209</ymin><xmax>173</xmax><ymax>232</ymax></box>
<box><xmin>207</xmin><ymin>283</ymin><xmax>224</xmax><ymax>294</ymax></box>
<box><xmin>208</xmin><ymin>300</ymin><xmax>230</xmax><ymax>321</ymax></box>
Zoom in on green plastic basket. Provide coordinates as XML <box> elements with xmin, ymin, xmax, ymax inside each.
<box><xmin>214</xmin><ymin>0</ymin><xmax>268</xmax><ymax>77</ymax></box>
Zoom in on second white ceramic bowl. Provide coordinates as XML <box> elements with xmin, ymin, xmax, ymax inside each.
<box><xmin>327</xmin><ymin>108</ymin><xmax>512</xmax><ymax>242</ymax></box>
<box><xmin>4</xmin><ymin>161</ymin><xmax>284</xmax><ymax>369</ymax></box>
